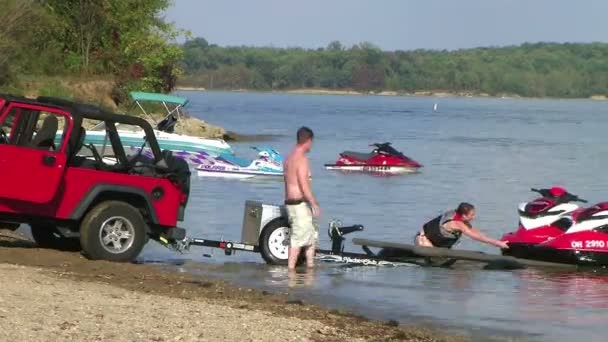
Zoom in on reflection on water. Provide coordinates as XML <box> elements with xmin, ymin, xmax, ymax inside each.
<box><xmin>138</xmin><ymin>92</ymin><xmax>608</xmax><ymax>340</ymax></box>
<box><xmin>287</xmin><ymin>268</ymin><xmax>316</xmax><ymax>288</ymax></box>
<box><xmin>518</xmin><ymin>270</ymin><xmax>608</xmax><ymax>309</ymax></box>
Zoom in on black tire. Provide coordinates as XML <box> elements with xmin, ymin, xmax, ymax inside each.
<box><xmin>79</xmin><ymin>201</ymin><xmax>148</xmax><ymax>262</ymax></box>
<box><xmin>30</xmin><ymin>225</ymin><xmax>81</xmax><ymax>251</ymax></box>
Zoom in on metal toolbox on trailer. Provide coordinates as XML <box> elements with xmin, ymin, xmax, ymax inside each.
<box><xmin>241</xmin><ymin>200</ymin><xmax>285</xmax><ymax>245</ymax></box>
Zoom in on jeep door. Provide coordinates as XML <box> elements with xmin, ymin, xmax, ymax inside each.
<box><xmin>0</xmin><ymin>102</ymin><xmax>71</xmax><ymax>203</ymax></box>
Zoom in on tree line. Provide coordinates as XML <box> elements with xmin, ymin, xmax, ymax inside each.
<box><xmin>180</xmin><ymin>38</ymin><xmax>608</xmax><ymax>98</ymax></box>
<box><xmin>0</xmin><ymin>0</ymin><xmax>182</xmax><ymax>103</ymax></box>
<box><xmin>1</xmin><ymin>0</ymin><xmax>607</xmax><ymax>100</ymax></box>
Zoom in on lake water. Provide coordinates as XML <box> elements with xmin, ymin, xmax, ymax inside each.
<box><xmin>139</xmin><ymin>91</ymin><xmax>608</xmax><ymax>341</ymax></box>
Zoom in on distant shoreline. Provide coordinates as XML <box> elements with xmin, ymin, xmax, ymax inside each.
<box><xmin>174</xmin><ymin>86</ymin><xmax>608</xmax><ymax>100</ymax></box>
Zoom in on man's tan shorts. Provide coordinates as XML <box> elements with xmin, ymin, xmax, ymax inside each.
<box><xmin>285</xmin><ymin>202</ymin><xmax>317</xmax><ymax>248</ymax></box>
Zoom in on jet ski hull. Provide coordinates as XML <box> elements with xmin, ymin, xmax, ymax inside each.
<box><xmin>324</xmin><ymin>164</ymin><xmax>420</xmax><ymax>175</ymax></box>
<box><xmin>503</xmin><ymin>242</ymin><xmax>608</xmax><ymax>266</ymax></box>
<box><xmin>326</xmin><ymin>143</ymin><xmax>421</xmax><ymax>175</ymax></box>
<box><xmin>196</xmin><ymin>167</ymin><xmax>283</xmax><ymax>179</ymax></box>
<box><xmin>195</xmin><ymin>146</ymin><xmax>284</xmax><ymax>179</ymax></box>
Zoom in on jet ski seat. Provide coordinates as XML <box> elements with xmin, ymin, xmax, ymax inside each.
<box><xmin>216</xmin><ymin>153</ymin><xmax>251</xmax><ymax>168</ymax></box>
<box><xmin>341</xmin><ymin>151</ymin><xmax>375</xmax><ymax>160</ymax></box>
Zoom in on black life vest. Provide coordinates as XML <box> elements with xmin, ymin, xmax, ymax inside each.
<box><xmin>422</xmin><ymin>210</ymin><xmax>471</xmax><ymax>248</ymax></box>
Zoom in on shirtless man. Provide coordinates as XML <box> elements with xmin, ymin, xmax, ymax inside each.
<box><xmin>283</xmin><ymin>127</ymin><xmax>320</xmax><ymax>270</ymax></box>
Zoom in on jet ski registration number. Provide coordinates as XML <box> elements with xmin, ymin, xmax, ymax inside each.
<box><xmin>202</xmin><ymin>165</ymin><xmax>226</xmax><ymax>171</ymax></box>
<box><xmin>571</xmin><ymin>240</ymin><xmax>607</xmax><ymax>249</ymax></box>
<box><xmin>363</xmin><ymin>166</ymin><xmax>391</xmax><ymax>171</ymax></box>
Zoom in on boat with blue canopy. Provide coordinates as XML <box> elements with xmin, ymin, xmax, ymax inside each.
<box><xmin>58</xmin><ymin>91</ymin><xmax>233</xmax><ymax>165</ymax></box>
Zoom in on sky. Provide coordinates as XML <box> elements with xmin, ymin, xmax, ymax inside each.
<box><xmin>165</xmin><ymin>0</ymin><xmax>608</xmax><ymax>51</ymax></box>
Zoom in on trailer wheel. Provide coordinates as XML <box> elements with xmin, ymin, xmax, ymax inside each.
<box><xmin>259</xmin><ymin>218</ymin><xmax>307</xmax><ymax>266</ymax></box>
<box><xmin>80</xmin><ymin>201</ymin><xmax>148</xmax><ymax>262</ymax></box>
<box><xmin>259</xmin><ymin>218</ymin><xmax>291</xmax><ymax>265</ymax></box>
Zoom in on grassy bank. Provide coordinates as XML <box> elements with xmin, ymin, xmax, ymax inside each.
<box><xmin>1</xmin><ymin>75</ymin><xmax>119</xmax><ymax>109</ymax></box>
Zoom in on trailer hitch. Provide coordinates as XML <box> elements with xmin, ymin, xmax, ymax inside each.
<box><xmin>156</xmin><ymin>235</ymin><xmax>191</xmax><ymax>254</ymax></box>
<box><xmin>328</xmin><ymin>219</ymin><xmax>364</xmax><ymax>254</ymax></box>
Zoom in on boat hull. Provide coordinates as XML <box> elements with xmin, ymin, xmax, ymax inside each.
<box><xmin>59</xmin><ymin>130</ymin><xmax>233</xmax><ymax>156</ymax></box>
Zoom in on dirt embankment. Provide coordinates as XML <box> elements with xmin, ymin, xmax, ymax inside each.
<box><xmin>0</xmin><ymin>229</ymin><xmax>461</xmax><ymax>342</ymax></box>
<box><xmin>17</xmin><ymin>77</ymin><xmax>235</xmax><ymax>140</ymax></box>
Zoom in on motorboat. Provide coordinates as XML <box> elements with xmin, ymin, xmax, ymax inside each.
<box><xmin>58</xmin><ymin>91</ymin><xmax>233</xmax><ymax>164</ymax></box>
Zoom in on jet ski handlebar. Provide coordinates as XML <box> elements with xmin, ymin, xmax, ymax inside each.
<box><xmin>530</xmin><ymin>188</ymin><xmax>587</xmax><ymax>203</ymax></box>
<box><xmin>369</xmin><ymin>142</ymin><xmax>391</xmax><ymax>147</ymax></box>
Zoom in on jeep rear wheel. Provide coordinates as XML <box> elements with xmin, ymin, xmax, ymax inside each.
<box><xmin>80</xmin><ymin>201</ymin><xmax>147</xmax><ymax>262</ymax></box>
<box><xmin>30</xmin><ymin>225</ymin><xmax>81</xmax><ymax>251</ymax></box>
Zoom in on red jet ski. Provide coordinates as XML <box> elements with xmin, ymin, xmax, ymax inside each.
<box><xmin>324</xmin><ymin>142</ymin><xmax>422</xmax><ymax>175</ymax></box>
<box><xmin>501</xmin><ymin>187</ymin><xmax>608</xmax><ymax>266</ymax></box>
<box><xmin>501</xmin><ymin>187</ymin><xmax>586</xmax><ymax>247</ymax></box>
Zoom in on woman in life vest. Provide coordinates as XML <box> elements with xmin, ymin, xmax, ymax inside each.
<box><xmin>416</xmin><ymin>203</ymin><xmax>509</xmax><ymax>249</ymax></box>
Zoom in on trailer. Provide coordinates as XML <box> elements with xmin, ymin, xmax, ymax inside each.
<box><xmin>167</xmin><ymin>201</ymin><xmax>577</xmax><ymax>269</ymax></box>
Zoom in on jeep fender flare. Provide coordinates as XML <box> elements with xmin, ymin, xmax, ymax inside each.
<box><xmin>69</xmin><ymin>184</ymin><xmax>159</xmax><ymax>224</ymax></box>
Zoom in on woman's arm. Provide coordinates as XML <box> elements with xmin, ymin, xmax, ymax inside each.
<box><xmin>451</xmin><ymin>222</ymin><xmax>509</xmax><ymax>249</ymax></box>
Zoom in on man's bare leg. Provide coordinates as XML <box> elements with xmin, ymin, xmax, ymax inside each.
<box><xmin>288</xmin><ymin>246</ymin><xmax>301</xmax><ymax>270</ymax></box>
<box><xmin>304</xmin><ymin>244</ymin><xmax>315</xmax><ymax>268</ymax></box>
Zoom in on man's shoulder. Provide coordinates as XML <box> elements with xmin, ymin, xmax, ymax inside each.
<box><xmin>287</xmin><ymin>151</ymin><xmax>307</xmax><ymax>162</ymax></box>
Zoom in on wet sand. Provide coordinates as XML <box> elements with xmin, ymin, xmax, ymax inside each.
<box><xmin>0</xmin><ymin>230</ymin><xmax>461</xmax><ymax>341</ymax></box>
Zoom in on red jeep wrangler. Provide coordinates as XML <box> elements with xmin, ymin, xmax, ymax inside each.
<box><xmin>0</xmin><ymin>95</ymin><xmax>190</xmax><ymax>262</ymax></box>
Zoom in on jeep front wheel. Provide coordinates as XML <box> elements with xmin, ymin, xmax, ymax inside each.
<box><xmin>80</xmin><ymin>201</ymin><xmax>147</xmax><ymax>262</ymax></box>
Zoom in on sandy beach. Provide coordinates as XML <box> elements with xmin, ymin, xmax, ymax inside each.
<box><xmin>0</xmin><ymin>230</ymin><xmax>460</xmax><ymax>342</ymax></box>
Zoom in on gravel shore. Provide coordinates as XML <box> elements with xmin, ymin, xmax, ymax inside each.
<box><xmin>0</xmin><ymin>264</ymin><xmax>348</xmax><ymax>341</ymax></box>
<box><xmin>0</xmin><ymin>230</ymin><xmax>460</xmax><ymax>341</ymax></box>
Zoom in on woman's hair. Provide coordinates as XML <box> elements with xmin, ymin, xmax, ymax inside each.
<box><xmin>456</xmin><ymin>202</ymin><xmax>475</xmax><ymax>215</ymax></box>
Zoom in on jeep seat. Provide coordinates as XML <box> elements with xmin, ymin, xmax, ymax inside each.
<box><xmin>68</xmin><ymin>127</ymin><xmax>99</xmax><ymax>169</ymax></box>
<box><xmin>68</xmin><ymin>126</ymin><xmax>86</xmax><ymax>161</ymax></box>
<box><xmin>30</xmin><ymin>115</ymin><xmax>58</xmax><ymax>150</ymax></box>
